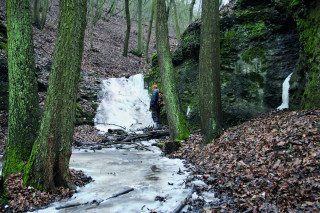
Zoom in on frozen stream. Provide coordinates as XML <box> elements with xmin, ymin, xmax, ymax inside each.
<box><xmin>35</xmin><ymin>142</ymin><xmax>190</xmax><ymax>213</ymax></box>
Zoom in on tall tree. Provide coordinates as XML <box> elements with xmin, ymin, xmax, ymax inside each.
<box><xmin>170</xmin><ymin>0</ymin><xmax>181</xmax><ymax>39</ymax></box>
<box><xmin>138</xmin><ymin>0</ymin><xmax>143</xmax><ymax>52</ymax></box>
<box><xmin>145</xmin><ymin>0</ymin><xmax>156</xmax><ymax>63</ymax></box>
<box><xmin>123</xmin><ymin>0</ymin><xmax>131</xmax><ymax>57</ymax></box>
<box><xmin>2</xmin><ymin>0</ymin><xmax>40</xmax><ymax>179</ymax></box>
<box><xmin>33</xmin><ymin>0</ymin><xmax>49</xmax><ymax>30</ymax></box>
<box><xmin>189</xmin><ymin>0</ymin><xmax>196</xmax><ymax>23</ymax></box>
<box><xmin>90</xmin><ymin>0</ymin><xmax>94</xmax><ymax>50</ymax></box>
<box><xmin>156</xmin><ymin>0</ymin><xmax>190</xmax><ymax>140</ymax></box>
<box><xmin>199</xmin><ymin>0</ymin><xmax>222</xmax><ymax>144</ymax></box>
<box><xmin>23</xmin><ymin>0</ymin><xmax>87</xmax><ymax>191</ymax></box>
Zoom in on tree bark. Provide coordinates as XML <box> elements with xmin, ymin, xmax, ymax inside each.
<box><xmin>24</xmin><ymin>0</ymin><xmax>87</xmax><ymax>192</ymax></box>
<box><xmin>2</xmin><ymin>0</ymin><xmax>40</xmax><ymax>179</ymax></box>
<box><xmin>156</xmin><ymin>0</ymin><xmax>190</xmax><ymax>140</ymax></box>
<box><xmin>199</xmin><ymin>0</ymin><xmax>222</xmax><ymax>144</ymax></box>
<box><xmin>90</xmin><ymin>0</ymin><xmax>94</xmax><ymax>50</ymax></box>
<box><xmin>145</xmin><ymin>0</ymin><xmax>156</xmax><ymax>63</ymax></box>
<box><xmin>138</xmin><ymin>0</ymin><xmax>143</xmax><ymax>52</ymax></box>
<box><xmin>33</xmin><ymin>0</ymin><xmax>49</xmax><ymax>30</ymax></box>
<box><xmin>123</xmin><ymin>0</ymin><xmax>131</xmax><ymax>57</ymax></box>
<box><xmin>189</xmin><ymin>0</ymin><xmax>196</xmax><ymax>23</ymax></box>
<box><xmin>171</xmin><ymin>0</ymin><xmax>180</xmax><ymax>40</ymax></box>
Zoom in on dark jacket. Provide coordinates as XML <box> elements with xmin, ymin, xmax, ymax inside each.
<box><xmin>150</xmin><ymin>89</ymin><xmax>160</xmax><ymax>110</ymax></box>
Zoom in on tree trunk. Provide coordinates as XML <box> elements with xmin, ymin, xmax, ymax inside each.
<box><xmin>24</xmin><ymin>0</ymin><xmax>87</xmax><ymax>192</ymax></box>
<box><xmin>123</xmin><ymin>0</ymin><xmax>130</xmax><ymax>57</ymax></box>
<box><xmin>2</xmin><ymin>0</ymin><xmax>40</xmax><ymax>179</ymax></box>
<box><xmin>90</xmin><ymin>0</ymin><xmax>94</xmax><ymax>50</ymax></box>
<box><xmin>171</xmin><ymin>0</ymin><xmax>180</xmax><ymax>40</ymax></box>
<box><xmin>39</xmin><ymin>0</ymin><xmax>49</xmax><ymax>30</ymax></box>
<box><xmin>138</xmin><ymin>0</ymin><xmax>143</xmax><ymax>53</ymax></box>
<box><xmin>145</xmin><ymin>0</ymin><xmax>155</xmax><ymax>63</ymax></box>
<box><xmin>33</xmin><ymin>0</ymin><xmax>40</xmax><ymax>27</ymax></box>
<box><xmin>33</xmin><ymin>0</ymin><xmax>49</xmax><ymax>30</ymax></box>
<box><xmin>156</xmin><ymin>0</ymin><xmax>189</xmax><ymax>140</ymax></box>
<box><xmin>189</xmin><ymin>0</ymin><xmax>196</xmax><ymax>23</ymax></box>
<box><xmin>199</xmin><ymin>0</ymin><xmax>222</xmax><ymax>144</ymax></box>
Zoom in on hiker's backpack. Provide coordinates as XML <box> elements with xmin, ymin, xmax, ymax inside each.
<box><xmin>157</xmin><ymin>92</ymin><xmax>164</xmax><ymax>108</ymax></box>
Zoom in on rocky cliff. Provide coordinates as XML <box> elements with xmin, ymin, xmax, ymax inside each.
<box><xmin>147</xmin><ymin>0</ymin><xmax>312</xmax><ymax>129</ymax></box>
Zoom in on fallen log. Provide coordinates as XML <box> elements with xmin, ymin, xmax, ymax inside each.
<box><xmin>122</xmin><ymin>130</ymin><xmax>169</xmax><ymax>142</ymax></box>
<box><xmin>55</xmin><ymin>188</ymin><xmax>134</xmax><ymax>210</ymax></box>
<box><xmin>105</xmin><ymin>188</ymin><xmax>134</xmax><ymax>201</ymax></box>
<box><xmin>172</xmin><ymin>184</ymin><xmax>195</xmax><ymax>213</ymax></box>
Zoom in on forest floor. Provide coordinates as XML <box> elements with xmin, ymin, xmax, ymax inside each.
<box><xmin>1</xmin><ymin>1</ymin><xmax>320</xmax><ymax>212</ymax></box>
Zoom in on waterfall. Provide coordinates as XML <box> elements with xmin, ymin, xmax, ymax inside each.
<box><xmin>94</xmin><ymin>74</ymin><xmax>154</xmax><ymax>132</ymax></box>
<box><xmin>186</xmin><ymin>106</ymin><xmax>191</xmax><ymax>117</ymax></box>
<box><xmin>277</xmin><ymin>72</ymin><xmax>293</xmax><ymax>110</ymax></box>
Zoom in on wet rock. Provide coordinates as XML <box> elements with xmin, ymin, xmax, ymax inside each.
<box><xmin>90</xmin><ymin>145</ymin><xmax>102</xmax><ymax>151</ymax></box>
<box><xmin>163</xmin><ymin>141</ymin><xmax>182</xmax><ymax>154</ymax></box>
<box><xmin>108</xmin><ymin>129</ymin><xmax>127</xmax><ymax>135</ymax></box>
<box><xmin>154</xmin><ymin>196</ymin><xmax>166</xmax><ymax>202</ymax></box>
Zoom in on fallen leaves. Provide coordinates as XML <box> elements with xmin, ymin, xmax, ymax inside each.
<box><xmin>170</xmin><ymin>109</ymin><xmax>320</xmax><ymax>212</ymax></box>
<box><xmin>1</xmin><ymin>169</ymin><xmax>92</xmax><ymax>212</ymax></box>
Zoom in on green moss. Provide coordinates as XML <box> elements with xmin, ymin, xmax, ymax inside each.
<box><xmin>176</xmin><ymin>113</ymin><xmax>190</xmax><ymax>140</ymax></box>
<box><xmin>22</xmin><ymin>140</ymin><xmax>38</xmax><ymax>188</ymax></box>
<box><xmin>241</xmin><ymin>49</ymin><xmax>266</xmax><ymax>64</ymax></box>
<box><xmin>247</xmin><ymin>72</ymin><xmax>264</xmax><ymax>87</ymax></box>
<box><xmin>151</xmin><ymin>52</ymin><xmax>158</xmax><ymax>67</ymax></box>
<box><xmin>0</xmin><ymin>42</ymin><xmax>7</xmax><ymax>52</ymax></box>
<box><xmin>91</xmin><ymin>103</ymin><xmax>99</xmax><ymax>111</ymax></box>
<box><xmin>129</xmin><ymin>49</ymin><xmax>143</xmax><ymax>57</ymax></box>
<box><xmin>291</xmin><ymin>1</ymin><xmax>320</xmax><ymax>108</ymax></box>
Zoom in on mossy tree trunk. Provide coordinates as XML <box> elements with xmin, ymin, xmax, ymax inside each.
<box><xmin>33</xmin><ymin>0</ymin><xmax>49</xmax><ymax>30</ymax></box>
<box><xmin>2</xmin><ymin>0</ymin><xmax>40</xmax><ymax>179</ymax></box>
<box><xmin>145</xmin><ymin>0</ymin><xmax>156</xmax><ymax>63</ymax></box>
<box><xmin>199</xmin><ymin>0</ymin><xmax>222</xmax><ymax>144</ymax></box>
<box><xmin>123</xmin><ymin>0</ymin><xmax>131</xmax><ymax>57</ymax></box>
<box><xmin>138</xmin><ymin>0</ymin><xmax>143</xmax><ymax>53</ymax></box>
<box><xmin>24</xmin><ymin>0</ymin><xmax>87</xmax><ymax>192</ymax></box>
<box><xmin>156</xmin><ymin>0</ymin><xmax>190</xmax><ymax>140</ymax></box>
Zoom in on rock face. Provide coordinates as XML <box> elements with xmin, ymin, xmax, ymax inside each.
<box><xmin>0</xmin><ymin>58</ymin><xmax>8</xmax><ymax>111</ymax></box>
<box><xmin>147</xmin><ymin>1</ymin><xmax>301</xmax><ymax>129</ymax></box>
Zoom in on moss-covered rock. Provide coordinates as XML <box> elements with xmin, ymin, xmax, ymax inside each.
<box><xmin>270</xmin><ymin>0</ymin><xmax>320</xmax><ymax>109</ymax></box>
<box><xmin>75</xmin><ymin>103</ymin><xmax>95</xmax><ymax>126</ymax></box>
<box><xmin>147</xmin><ymin>2</ymin><xmax>301</xmax><ymax>129</ymax></box>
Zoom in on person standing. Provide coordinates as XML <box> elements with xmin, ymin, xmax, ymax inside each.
<box><xmin>150</xmin><ymin>85</ymin><xmax>161</xmax><ymax>129</ymax></box>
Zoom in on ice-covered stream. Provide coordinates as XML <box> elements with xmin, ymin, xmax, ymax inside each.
<box><xmin>35</xmin><ymin>142</ymin><xmax>190</xmax><ymax>213</ymax></box>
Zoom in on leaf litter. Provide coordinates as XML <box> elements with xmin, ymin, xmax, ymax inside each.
<box><xmin>169</xmin><ymin>109</ymin><xmax>320</xmax><ymax>212</ymax></box>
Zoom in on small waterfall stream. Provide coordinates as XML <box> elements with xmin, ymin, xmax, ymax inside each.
<box><xmin>277</xmin><ymin>72</ymin><xmax>293</xmax><ymax>110</ymax></box>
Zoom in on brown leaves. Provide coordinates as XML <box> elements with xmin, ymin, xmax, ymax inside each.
<box><xmin>1</xmin><ymin>170</ymin><xmax>92</xmax><ymax>212</ymax></box>
<box><xmin>170</xmin><ymin>109</ymin><xmax>320</xmax><ymax>212</ymax></box>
